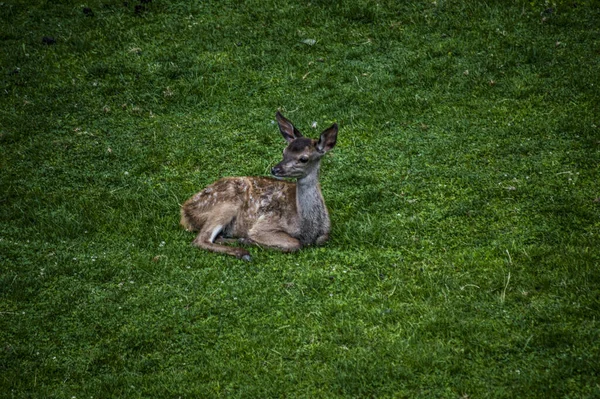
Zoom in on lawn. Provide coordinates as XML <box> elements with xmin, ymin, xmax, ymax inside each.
<box><xmin>1</xmin><ymin>0</ymin><xmax>599</xmax><ymax>397</ymax></box>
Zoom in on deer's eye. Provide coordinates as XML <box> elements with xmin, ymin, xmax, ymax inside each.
<box><xmin>299</xmin><ymin>156</ymin><xmax>309</xmax><ymax>163</ymax></box>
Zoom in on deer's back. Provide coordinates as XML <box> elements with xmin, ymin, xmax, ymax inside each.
<box><xmin>181</xmin><ymin>176</ymin><xmax>298</xmax><ymax>235</ymax></box>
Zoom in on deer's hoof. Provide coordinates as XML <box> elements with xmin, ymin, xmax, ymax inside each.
<box><xmin>241</xmin><ymin>254</ymin><xmax>252</xmax><ymax>262</ymax></box>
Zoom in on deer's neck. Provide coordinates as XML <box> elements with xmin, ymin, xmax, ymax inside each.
<box><xmin>295</xmin><ymin>169</ymin><xmax>329</xmax><ymax>244</ymax></box>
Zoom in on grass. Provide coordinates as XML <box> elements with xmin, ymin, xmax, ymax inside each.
<box><xmin>1</xmin><ymin>0</ymin><xmax>599</xmax><ymax>397</ymax></box>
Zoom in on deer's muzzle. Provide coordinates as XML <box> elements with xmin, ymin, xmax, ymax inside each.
<box><xmin>271</xmin><ymin>165</ymin><xmax>284</xmax><ymax>176</ymax></box>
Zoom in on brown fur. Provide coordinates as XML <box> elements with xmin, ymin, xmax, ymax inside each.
<box><xmin>180</xmin><ymin>112</ymin><xmax>338</xmax><ymax>260</ymax></box>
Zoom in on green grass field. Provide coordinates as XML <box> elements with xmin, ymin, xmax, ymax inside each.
<box><xmin>1</xmin><ymin>0</ymin><xmax>599</xmax><ymax>397</ymax></box>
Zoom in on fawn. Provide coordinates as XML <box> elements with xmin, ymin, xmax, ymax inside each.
<box><xmin>180</xmin><ymin>112</ymin><xmax>338</xmax><ymax>261</ymax></box>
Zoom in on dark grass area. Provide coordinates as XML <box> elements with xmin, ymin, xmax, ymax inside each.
<box><xmin>1</xmin><ymin>1</ymin><xmax>599</xmax><ymax>397</ymax></box>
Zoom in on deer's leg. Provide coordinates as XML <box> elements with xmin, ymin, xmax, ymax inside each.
<box><xmin>214</xmin><ymin>237</ymin><xmax>254</xmax><ymax>245</ymax></box>
<box><xmin>214</xmin><ymin>237</ymin><xmax>237</xmax><ymax>244</ymax></box>
<box><xmin>191</xmin><ymin>207</ymin><xmax>251</xmax><ymax>261</ymax></box>
<box><xmin>315</xmin><ymin>234</ymin><xmax>329</xmax><ymax>246</ymax></box>
<box><xmin>193</xmin><ymin>226</ymin><xmax>252</xmax><ymax>260</ymax></box>
<box><xmin>247</xmin><ymin>227</ymin><xmax>302</xmax><ymax>253</ymax></box>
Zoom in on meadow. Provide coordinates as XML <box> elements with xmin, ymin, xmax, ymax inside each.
<box><xmin>1</xmin><ymin>0</ymin><xmax>599</xmax><ymax>397</ymax></box>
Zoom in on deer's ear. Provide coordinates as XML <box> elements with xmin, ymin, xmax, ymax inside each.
<box><xmin>276</xmin><ymin>111</ymin><xmax>303</xmax><ymax>143</ymax></box>
<box><xmin>316</xmin><ymin>123</ymin><xmax>338</xmax><ymax>153</ymax></box>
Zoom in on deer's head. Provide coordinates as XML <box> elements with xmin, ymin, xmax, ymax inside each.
<box><xmin>271</xmin><ymin>111</ymin><xmax>338</xmax><ymax>179</ymax></box>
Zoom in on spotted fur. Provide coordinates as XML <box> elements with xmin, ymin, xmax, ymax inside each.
<box><xmin>180</xmin><ymin>112</ymin><xmax>338</xmax><ymax>260</ymax></box>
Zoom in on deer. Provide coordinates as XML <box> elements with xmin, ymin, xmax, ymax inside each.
<box><xmin>180</xmin><ymin>111</ymin><xmax>338</xmax><ymax>261</ymax></box>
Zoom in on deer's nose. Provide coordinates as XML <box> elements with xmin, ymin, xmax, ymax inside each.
<box><xmin>271</xmin><ymin>166</ymin><xmax>282</xmax><ymax>176</ymax></box>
